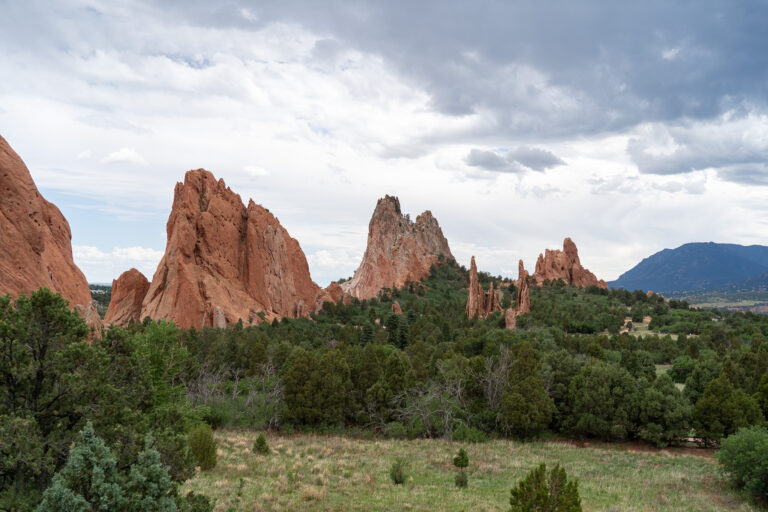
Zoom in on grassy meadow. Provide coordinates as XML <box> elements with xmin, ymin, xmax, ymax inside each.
<box><xmin>182</xmin><ymin>430</ymin><xmax>755</xmax><ymax>512</ymax></box>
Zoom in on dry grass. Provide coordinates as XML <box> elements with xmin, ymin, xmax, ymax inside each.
<box><xmin>181</xmin><ymin>430</ymin><xmax>757</xmax><ymax>512</ymax></box>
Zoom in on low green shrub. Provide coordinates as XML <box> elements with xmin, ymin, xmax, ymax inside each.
<box><xmin>453</xmin><ymin>425</ymin><xmax>489</xmax><ymax>443</ymax></box>
<box><xmin>717</xmin><ymin>426</ymin><xmax>768</xmax><ymax>501</ymax></box>
<box><xmin>389</xmin><ymin>457</ymin><xmax>408</xmax><ymax>485</ymax></box>
<box><xmin>188</xmin><ymin>424</ymin><xmax>217</xmax><ymax>471</ymax></box>
<box><xmin>253</xmin><ymin>433</ymin><xmax>270</xmax><ymax>455</ymax></box>
<box><xmin>510</xmin><ymin>463</ymin><xmax>581</xmax><ymax>512</ymax></box>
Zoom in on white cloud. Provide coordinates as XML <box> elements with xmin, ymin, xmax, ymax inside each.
<box><xmin>73</xmin><ymin>245</ymin><xmax>163</xmax><ymax>283</ymax></box>
<box><xmin>244</xmin><ymin>165</ymin><xmax>269</xmax><ymax>177</ymax></box>
<box><xmin>77</xmin><ymin>149</ymin><xmax>92</xmax><ymax>159</ymax></box>
<box><xmin>101</xmin><ymin>147</ymin><xmax>147</xmax><ymax>165</ymax></box>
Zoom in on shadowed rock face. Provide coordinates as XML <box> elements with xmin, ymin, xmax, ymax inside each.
<box><xmin>0</xmin><ymin>135</ymin><xmax>91</xmax><ymax>307</ymax></box>
<box><xmin>140</xmin><ymin>169</ymin><xmax>322</xmax><ymax>329</ymax></box>
<box><xmin>466</xmin><ymin>256</ymin><xmax>503</xmax><ymax>319</ymax></box>
<box><xmin>104</xmin><ymin>268</ymin><xmax>150</xmax><ymax>326</ymax></box>
<box><xmin>533</xmin><ymin>237</ymin><xmax>607</xmax><ymax>289</ymax></box>
<box><xmin>342</xmin><ymin>195</ymin><xmax>454</xmax><ymax>300</ymax></box>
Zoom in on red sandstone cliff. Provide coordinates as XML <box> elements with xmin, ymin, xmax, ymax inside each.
<box><xmin>341</xmin><ymin>195</ymin><xmax>454</xmax><ymax>300</ymax></box>
<box><xmin>140</xmin><ymin>169</ymin><xmax>322</xmax><ymax>329</ymax></box>
<box><xmin>533</xmin><ymin>237</ymin><xmax>607</xmax><ymax>289</ymax></box>
<box><xmin>0</xmin><ymin>135</ymin><xmax>91</xmax><ymax>307</ymax></box>
<box><xmin>104</xmin><ymin>268</ymin><xmax>150</xmax><ymax>325</ymax></box>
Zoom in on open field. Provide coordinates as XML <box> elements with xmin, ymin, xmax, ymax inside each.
<box><xmin>182</xmin><ymin>430</ymin><xmax>756</xmax><ymax>512</ymax></box>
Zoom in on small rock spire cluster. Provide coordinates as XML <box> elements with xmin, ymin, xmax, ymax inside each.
<box><xmin>465</xmin><ymin>256</ymin><xmax>503</xmax><ymax>319</ymax></box>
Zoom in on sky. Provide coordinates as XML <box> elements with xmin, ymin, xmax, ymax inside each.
<box><xmin>2</xmin><ymin>0</ymin><xmax>768</xmax><ymax>286</ymax></box>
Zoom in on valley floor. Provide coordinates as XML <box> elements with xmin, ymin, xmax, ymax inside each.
<box><xmin>182</xmin><ymin>430</ymin><xmax>755</xmax><ymax>512</ymax></box>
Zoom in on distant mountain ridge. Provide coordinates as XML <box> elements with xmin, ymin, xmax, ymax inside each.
<box><xmin>609</xmin><ymin>242</ymin><xmax>768</xmax><ymax>295</ymax></box>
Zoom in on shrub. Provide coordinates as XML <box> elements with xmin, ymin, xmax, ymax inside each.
<box><xmin>178</xmin><ymin>492</ymin><xmax>214</xmax><ymax>512</ymax></box>
<box><xmin>453</xmin><ymin>449</ymin><xmax>469</xmax><ymax>488</ymax></box>
<box><xmin>253</xmin><ymin>434</ymin><xmax>270</xmax><ymax>455</ymax></box>
<box><xmin>510</xmin><ymin>463</ymin><xmax>582</xmax><ymax>512</ymax></box>
<box><xmin>188</xmin><ymin>424</ymin><xmax>217</xmax><ymax>471</ymax></box>
<box><xmin>453</xmin><ymin>425</ymin><xmax>488</xmax><ymax>443</ymax></box>
<box><xmin>717</xmin><ymin>426</ymin><xmax>768</xmax><ymax>501</ymax></box>
<box><xmin>453</xmin><ymin>449</ymin><xmax>469</xmax><ymax>469</ymax></box>
<box><xmin>389</xmin><ymin>457</ymin><xmax>408</xmax><ymax>485</ymax></box>
<box><xmin>455</xmin><ymin>470</ymin><xmax>468</xmax><ymax>488</ymax></box>
<box><xmin>200</xmin><ymin>406</ymin><xmax>227</xmax><ymax>430</ymax></box>
<box><xmin>384</xmin><ymin>421</ymin><xmax>408</xmax><ymax>439</ymax></box>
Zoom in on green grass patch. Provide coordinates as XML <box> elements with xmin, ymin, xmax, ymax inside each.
<box><xmin>181</xmin><ymin>430</ymin><xmax>756</xmax><ymax>512</ymax></box>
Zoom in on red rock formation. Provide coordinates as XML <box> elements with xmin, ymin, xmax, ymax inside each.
<box><xmin>465</xmin><ymin>256</ymin><xmax>503</xmax><ymax>319</ymax></box>
<box><xmin>0</xmin><ymin>135</ymin><xmax>91</xmax><ymax>307</ymax></box>
<box><xmin>391</xmin><ymin>300</ymin><xmax>402</xmax><ymax>315</ymax></box>
<box><xmin>533</xmin><ymin>237</ymin><xmax>607</xmax><ymax>289</ymax></box>
<box><xmin>341</xmin><ymin>195</ymin><xmax>453</xmax><ymax>300</ymax></box>
<box><xmin>104</xmin><ymin>268</ymin><xmax>150</xmax><ymax>325</ymax></box>
<box><xmin>314</xmin><ymin>281</ymin><xmax>354</xmax><ymax>311</ymax></box>
<box><xmin>141</xmin><ymin>169</ymin><xmax>322</xmax><ymax>329</ymax></box>
<box><xmin>75</xmin><ymin>301</ymin><xmax>104</xmax><ymax>339</ymax></box>
<box><xmin>506</xmin><ymin>259</ymin><xmax>531</xmax><ymax>329</ymax></box>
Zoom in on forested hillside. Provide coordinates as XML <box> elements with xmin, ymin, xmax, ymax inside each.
<box><xmin>609</xmin><ymin>242</ymin><xmax>768</xmax><ymax>295</ymax></box>
<box><xmin>5</xmin><ymin>260</ymin><xmax>768</xmax><ymax>508</ymax></box>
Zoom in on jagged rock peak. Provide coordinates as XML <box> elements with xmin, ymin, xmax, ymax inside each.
<box><xmin>506</xmin><ymin>259</ymin><xmax>531</xmax><ymax>329</ymax></box>
<box><xmin>341</xmin><ymin>195</ymin><xmax>454</xmax><ymax>300</ymax></box>
<box><xmin>465</xmin><ymin>256</ymin><xmax>502</xmax><ymax>319</ymax></box>
<box><xmin>533</xmin><ymin>237</ymin><xmax>607</xmax><ymax>289</ymax></box>
<box><xmin>140</xmin><ymin>169</ymin><xmax>322</xmax><ymax>329</ymax></box>
<box><xmin>104</xmin><ymin>268</ymin><xmax>150</xmax><ymax>326</ymax></box>
<box><xmin>0</xmin><ymin>135</ymin><xmax>91</xmax><ymax>307</ymax></box>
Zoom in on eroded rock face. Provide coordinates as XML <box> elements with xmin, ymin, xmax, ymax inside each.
<box><xmin>465</xmin><ymin>256</ymin><xmax>503</xmax><ymax>319</ymax></box>
<box><xmin>506</xmin><ymin>259</ymin><xmax>530</xmax><ymax>329</ymax></box>
<box><xmin>391</xmin><ymin>300</ymin><xmax>402</xmax><ymax>315</ymax></box>
<box><xmin>533</xmin><ymin>237</ymin><xmax>607</xmax><ymax>289</ymax></box>
<box><xmin>75</xmin><ymin>301</ymin><xmax>104</xmax><ymax>339</ymax></box>
<box><xmin>0</xmin><ymin>136</ymin><xmax>92</xmax><ymax>307</ymax></box>
<box><xmin>104</xmin><ymin>268</ymin><xmax>149</xmax><ymax>326</ymax></box>
<box><xmin>141</xmin><ymin>169</ymin><xmax>321</xmax><ymax>329</ymax></box>
<box><xmin>341</xmin><ymin>195</ymin><xmax>454</xmax><ymax>300</ymax></box>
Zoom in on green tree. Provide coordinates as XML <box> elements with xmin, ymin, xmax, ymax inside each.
<box><xmin>497</xmin><ymin>343</ymin><xmax>555</xmax><ymax>437</ymax></box>
<box><xmin>717</xmin><ymin>426</ymin><xmax>768</xmax><ymax>501</ymax></box>
<box><xmin>692</xmin><ymin>376</ymin><xmax>762</xmax><ymax>444</ymax></box>
<box><xmin>636</xmin><ymin>374</ymin><xmax>691</xmax><ymax>447</ymax></box>
<box><xmin>0</xmin><ymin>289</ymin><xmax>90</xmax><ymax>505</ymax></box>
<box><xmin>509</xmin><ymin>463</ymin><xmax>582</xmax><ymax>512</ymax></box>
<box><xmin>35</xmin><ymin>423</ymin><xmax>125</xmax><ymax>512</ymax></box>
<box><xmin>568</xmin><ymin>364</ymin><xmax>640</xmax><ymax>440</ymax></box>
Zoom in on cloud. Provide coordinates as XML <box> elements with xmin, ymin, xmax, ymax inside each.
<box><xmin>101</xmin><ymin>148</ymin><xmax>147</xmax><ymax>165</ymax></box>
<box><xmin>73</xmin><ymin>245</ymin><xmax>163</xmax><ymax>282</ymax></box>
<box><xmin>244</xmin><ymin>165</ymin><xmax>270</xmax><ymax>177</ymax></box>
<box><xmin>465</xmin><ymin>147</ymin><xmax>564</xmax><ymax>173</ymax></box>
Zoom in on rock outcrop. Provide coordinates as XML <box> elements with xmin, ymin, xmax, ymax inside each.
<box><xmin>313</xmin><ymin>281</ymin><xmax>353</xmax><ymax>311</ymax></box>
<box><xmin>465</xmin><ymin>256</ymin><xmax>503</xmax><ymax>319</ymax></box>
<box><xmin>75</xmin><ymin>301</ymin><xmax>104</xmax><ymax>339</ymax></box>
<box><xmin>533</xmin><ymin>237</ymin><xmax>607</xmax><ymax>289</ymax></box>
<box><xmin>140</xmin><ymin>169</ymin><xmax>322</xmax><ymax>329</ymax></box>
<box><xmin>341</xmin><ymin>195</ymin><xmax>454</xmax><ymax>300</ymax></box>
<box><xmin>391</xmin><ymin>301</ymin><xmax>402</xmax><ymax>315</ymax></box>
<box><xmin>505</xmin><ymin>260</ymin><xmax>531</xmax><ymax>329</ymax></box>
<box><xmin>0</xmin><ymin>135</ymin><xmax>91</xmax><ymax>307</ymax></box>
<box><xmin>104</xmin><ymin>268</ymin><xmax>150</xmax><ymax>326</ymax></box>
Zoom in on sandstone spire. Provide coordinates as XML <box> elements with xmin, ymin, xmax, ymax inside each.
<box><xmin>465</xmin><ymin>256</ymin><xmax>503</xmax><ymax>319</ymax></box>
<box><xmin>104</xmin><ymin>268</ymin><xmax>150</xmax><ymax>326</ymax></box>
<box><xmin>506</xmin><ymin>259</ymin><xmax>531</xmax><ymax>329</ymax></box>
<box><xmin>341</xmin><ymin>195</ymin><xmax>454</xmax><ymax>299</ymax></box>
<box><xmin>140</xmin><ymin>169</ymin><xmax>322</xmax><ymax>329</ymax></box>
<box><xmin>533</xmin><ymin>237</ymin><xmax>607</xmax><ymax>289</ymax></box>
<box><xmin>0</xmin><ymin>135</ymin><xmax>91</xmax><ymax>307</ymax></box>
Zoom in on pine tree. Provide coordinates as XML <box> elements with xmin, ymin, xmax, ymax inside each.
<box><xmin>125</xmin><ymin>435</ymin><xmax>178</xmax><ymax>512</ymax></box>
<box><xmin>36</xmin><ymin>423</ymin><xmax>125</xmax><ymax>512</ymax></box>
<box><xmin>510</xmin><ymin>463</ymin><xmax>581</xmax><ymax>512</ymax></box>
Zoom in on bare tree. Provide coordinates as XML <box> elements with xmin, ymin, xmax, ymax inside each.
<box><xmin>245</xmin><ymin>359</ymin><xmax>284</xmax><ymax>430</ymax></box>
<box><xmin>184</xmin><ymin>362</ymin><xmax>226</xmax><ymax>408</ymax></box>
<box><xmin>472</xmin><ymin>346</ymin><xmax>512</xmax><ymax>411</ymax></box>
